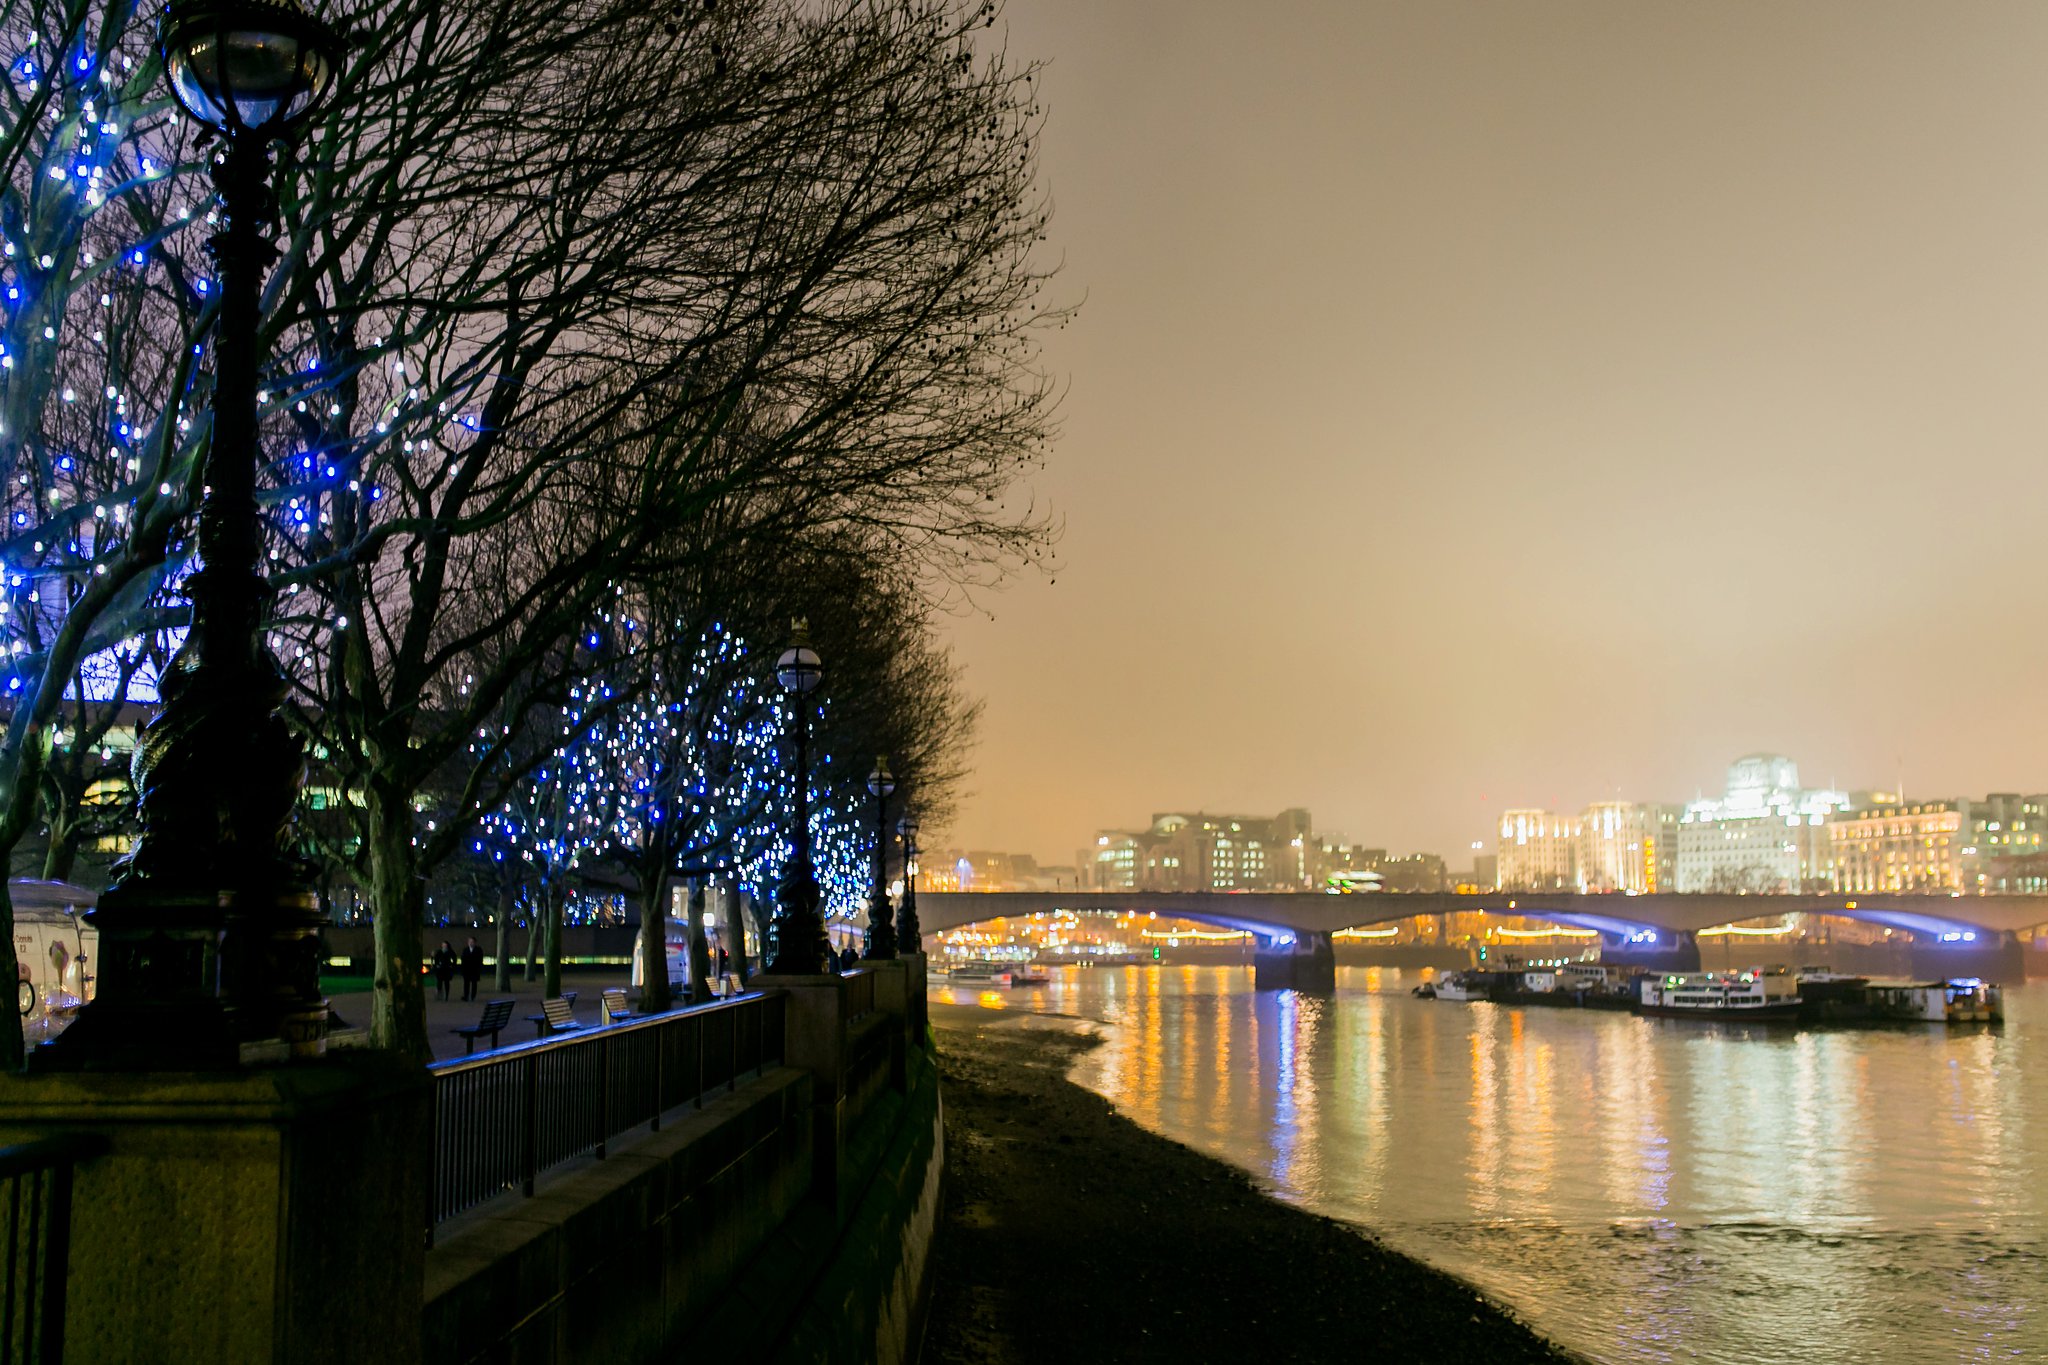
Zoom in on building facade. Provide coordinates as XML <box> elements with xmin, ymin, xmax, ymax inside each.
<box><xmin>1827</xmin><ymin>802</ymin><xmax>1965</xmax><ymax>893</ymax></box>
<box><xmin>1088</xmin><ymin>809</ymin><xmax>1315</xmax><ymax>893</ymax></box>
<box><xmin>1576</xmin><ymin>801</ymin><xmax>1650</xmax><ymax>893</ymax></box>
<box><xmin>1674</xmin><ymin>754</ymin><xmax>1846</xmax><ymax>893</ymax></box>
<box><xmin>1498</xmin><ymin>809</ymin><xmax>1578</xmax><ymax>891</ymax></box>
<box><xmin>1828</xmin><ymin>793</ymin><xmax>2048</xmax><ymax>893</ymax></box>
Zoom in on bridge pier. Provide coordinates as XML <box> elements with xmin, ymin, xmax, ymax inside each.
<box><xmin>1254</xmin><ymin>931</ymin><xmax>1336</xmax><ymax>993</ymax></box>
<box><xmin>1908</xmin><ymin>931</ymin><xmax>2024</xmax><ymax>984</ymax></box>
<box><xmin>1597</xmin><ymin>929</ymin><xmax>1700</xmax><ymax>975</ymax></box>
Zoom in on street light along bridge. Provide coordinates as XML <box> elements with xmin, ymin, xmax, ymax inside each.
<box><xmin>915</xmin><ymin>891</ymin><xmax>2044</xmax><ymax>990</ymax></box>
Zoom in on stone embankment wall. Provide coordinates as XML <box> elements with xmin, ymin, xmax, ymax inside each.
<box><xmin>424</xmin><ymin>969</ymin><xmax>943</xmax><ymax>1365</ymax></box>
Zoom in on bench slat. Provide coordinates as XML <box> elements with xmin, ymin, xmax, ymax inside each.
<box><xmin>525</xmin><ymin>996</ymin><xmax>585</xmax><ymax>1037</ymax></box>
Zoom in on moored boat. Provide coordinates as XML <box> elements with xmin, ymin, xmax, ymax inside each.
<box><xmin>1432</xmin><ymin>971</ymin><xmax>1489</xmax><ymax>1003</ymax></box>
<box><xmin>1636</xmin><ymin>968</ymin><xmax>1800</xmax><ymax>1021</ymax></box>
<box><xmin>1862</xmin><ymin>978</ymin><xmax>2003</xmax><ymax>1023</ymax></box>
<box><xmin>948</xmin><ymin>960</ymin><xmax>1015</xmax><ymax>987</ymax></box>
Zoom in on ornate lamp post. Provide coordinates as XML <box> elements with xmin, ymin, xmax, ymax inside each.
<box><xmin>766</xmin><ymin>624</ymin><xmax>827</xmax><ymax>974</ymax></box>
<box><xmin>45</xmin><ymin>0</ymin><xmax>340</xmax><ymax>1068</ymax></box>
<box><xmin>896</xmin><ymin>812</ymin><xmax>921</xmax><ymax>952</ymax></box>
<box><xmin>863</xmin><ymin>759</ymin><xmax>896</xmax><ymax>959</ymax></box>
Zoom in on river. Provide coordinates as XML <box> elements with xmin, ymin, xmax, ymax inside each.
<box><xmin>931</xmin><ymin>965</ymin><xmax>2048</xmax><ymax>1363</ymax></box>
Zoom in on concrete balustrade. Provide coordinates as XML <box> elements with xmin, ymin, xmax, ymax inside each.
<box><xmin>0</xmin><ymin>961</ymin><xmax>941</xmax><ymax>1364</ymax></box>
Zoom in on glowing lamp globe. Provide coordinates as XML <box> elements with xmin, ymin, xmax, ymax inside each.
<box><xmin>867</xmin><ymin>759</ymin><xmax>895</xmax><ymax>799</ymax></box>
<box><xmin>774</xmin><ymin>628</ymin><xmax>822</xmax><ymax>695</ymax></box>
<box><xmin>160</xmin><ymin>0</ymin><xmax>340</xmax><ymax>136</ymax></box>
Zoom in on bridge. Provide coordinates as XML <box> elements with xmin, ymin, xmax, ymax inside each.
<box><xmin>915</xmin><ymin>890</ymin><xmax>2047</xmax><ymax>989</ymax></box>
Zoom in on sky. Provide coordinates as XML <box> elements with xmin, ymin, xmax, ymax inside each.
<box><xmin>936</xmin><ymin>0</ymin><xmax>2048</xmax><ymax>869</ymax></box>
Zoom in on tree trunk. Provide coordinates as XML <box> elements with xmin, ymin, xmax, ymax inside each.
<box><xmin>543</xmin><ymin>878</ymin><xmax>564</xmax><ymax>998</ymax></box>
<box><xmin>39</xmin><ymin>824</ymin><xmax>76</xmax><ymax>883</ymax></box>
<box><xmin>0</xmin><ymin>881</ymin><xmax>23</xmax><ymax>1072</ymax></box>
<box><xmin>366</xmin><ymin>782</ymin><xmax>432</xmax><ymax>1062</ymax></box>
<box><xmin>523</xmin><ymin>892</ymin><xmax>539</xmax><ymax>982</ymax></box>
<box><xmin>728</xmin><ymin>889</ymin><xmax>754</xmax><ymax>985</ymax></box>
<box><xmin>687</xmin><ymin>879</ymin><xmax>713</xmax><ymax>1005</ymax></box>
<box><xmin>0</xmin><ymin>737</ymin><xmax>50</xmax><ymax>1070</ymax></box>
<box><xmin>493</xmin><ymin>876</ymin><xmax>514</xmax><ymax>992</ymax></box>
<box><xmin>636</xmin><ymin>867</ymin><xmax>672</xmax><ymax>1013</ymax></box>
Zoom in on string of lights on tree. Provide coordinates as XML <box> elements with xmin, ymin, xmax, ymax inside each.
<box><xmin>0</xmin><ymin>0</ymin><xmax>523</xmax><ymax>714</ymax></box>
<box><xmin>0</xmin><ymin>5</ymin><xmax>200</xmax><ymax>706</ymax></box>
<box><xmin>2</xmin><ymin>3</ymin><xmax>952</xmax><ymax>934</ymax></box>
<box><xmin>437</xmin><ymin>612</ymin><xmax>869</xmax><ymax>930</ymax></box>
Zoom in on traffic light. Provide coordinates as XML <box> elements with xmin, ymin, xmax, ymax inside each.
<box><xmin>1152</xmin><ymin>946</ymin><xmax>1161</xmax><ymax>961</ymax></box>
<box><xmin>1477</xmin><ymin>944</ymin><xmax>1488</xmax><ymax>962</ymax></box>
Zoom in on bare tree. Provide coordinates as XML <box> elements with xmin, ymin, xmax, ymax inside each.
<box><xmin>271</xmin><ymin>0</ymin><xmax>1057</xmax><ymax>1058</ymax></box>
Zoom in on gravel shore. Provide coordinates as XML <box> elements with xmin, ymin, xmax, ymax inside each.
<box><xmin>923</xmin><ymin>1005</ymin><xmax>1579</xmax><ymax>1365</ymax></box>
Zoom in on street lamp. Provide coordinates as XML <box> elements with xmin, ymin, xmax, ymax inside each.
<box><xmin>766</xmin><ymin>624</ymin><xmax>827</xmax><ymax>974</ymax></box>
<box><xmin>44</xmin><ymin>0</ymin><xmax>341</xmax><ymax>1068</ymax></box>
<box><xmin>863</xmin><ymin>759</ymin><xmax>896</xmax><ymax>960</ymax></box>
<box><xmin>896</xmin><ymin>812</ymin><xmax>921</xmax><ymax>952</ymax></box>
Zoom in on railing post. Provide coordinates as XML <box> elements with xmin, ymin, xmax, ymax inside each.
<box><xmin>522</xmin><ymin>1052</ymin><xmax>539</xmax><ymax>1198</ymax></box>
<box><xmin>729</xmin><ymin>1002</ymin><xmax>739</xmax><ymax>1092</ymax></box>
<box><xmin>695</xmin><ymin>1016</ymin><xmax>705</xmax><ymax>1109</ymax></box>
<box><xmin>424</xmin><ymin>1096</ymin><xmax>439</xmax><ymax>1249</ymax></box>
<box><xmin>40</xmin><ymin>1159</ymin><xmax>73</xmax><ymax>1365</ymax></box>
<box><xmin>651</xmin><ymin>1024</ymin><xmax>664</xmax><ymax>1133</ymax></box>
<box><xmin>3</xmin><ymin>1170</ymin><xmax>21</xmax><ymax>1351</ymax></box>
<box><xmin>596</xmin><ymin>1033</ymin><xmax>610</xmax><ymax>1161</ymax></box>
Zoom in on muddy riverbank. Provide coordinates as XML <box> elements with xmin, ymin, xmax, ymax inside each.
<box><xmin>922</xmin><ymin>1005</ymin><xmax>1578</xmax><ymax>1364</ymax></box>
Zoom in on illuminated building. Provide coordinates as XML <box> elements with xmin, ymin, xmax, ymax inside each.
<box><xmin>1372</xmin><ymin>851</ymin><xmax>1447</xmax><ymax>893</ymax></box>
<box><xmin>1576</xmin><ymin>802</ymin><xmax>1649</xmax><ymax>893</ymax></box>
<box><xmin>1498</xmin><ymin>810</ymin><xmax>1577</xmax><ymax>891</ymax></box>
<box><xmin>1828</xmin><ymin>801</ymin><xmax>1963</xmax><ymax>892</ymax></box>
<box><xmin>928</xmin><ymin>850</ymin><xmax>1077</xmax><ymax>892</ymax></box>
<box><xmin>1830</xmin><ymin>793</ymin><xmax>2048</xmax><ymax>893</ymax></box>
<box><xmin>1675</xmin><ymin>754</ymin><xmax>1846</xmax><ymax>893</ymax></box>
<box><xmin>1965</xmin><ymin>794</ymin><xmax>2048</xmax><ymax>892</ymax></box>
<box><xmin>1087</xmin><ymin>809</ymin><xmax>1315</xmax><ymax>892</ymax></box>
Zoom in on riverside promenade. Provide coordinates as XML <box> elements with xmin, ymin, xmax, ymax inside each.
<box><xmin>327</xmin><ymin>967</ymin><xmax>635</xmax><ymax>1059</ymax></box>
<box><xmin>923</xmin><ymin>1003</ymin><xmax>1577</xmax><ymax>1364</ymax></box>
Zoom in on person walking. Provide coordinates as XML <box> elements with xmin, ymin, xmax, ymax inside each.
<box><xmin>431</xmin><ymin>941</ymin><xmax>457</xmax><ymax>1002</ymax></box>
<box><xmin>459</xmin><ymin>937</ymin><xmax>484</xmax><ymax>1003</ymax></box>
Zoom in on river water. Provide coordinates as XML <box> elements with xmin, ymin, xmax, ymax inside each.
<box><xmin>932</xmin><ymin>965</ymin><xmax>2048</xmax><ymax>1363</ymax></box>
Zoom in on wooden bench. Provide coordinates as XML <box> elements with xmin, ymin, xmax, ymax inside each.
<box><xmin>525</xmin><ymin>996</ymin><xmax>584</xmax><ymax>1038</ymax></box>
<box><xmin>452</xmin><ymin>999</ymin><xmax>515</xmax><ymax>1055</ymax></box>
<box><xmin>600</xmin><ymin>987</ymin><xmax>635</xmax><ymax>1025</ymax></box>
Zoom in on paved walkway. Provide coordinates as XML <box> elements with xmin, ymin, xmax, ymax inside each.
<box><xmin>327</xmin><ymin>969</ymin><xmax>636</xmax><ymax>1062</ymax></box>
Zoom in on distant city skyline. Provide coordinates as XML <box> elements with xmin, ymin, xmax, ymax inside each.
<box><xmin>937</xmin><ymin>0</ymin><xmax>2048</xmax><ymax>867</ymax></box>
<box><xmin>956</xmin><ymin>745</ymin><xmax>2034</xmax><ymax>870</ymax></box>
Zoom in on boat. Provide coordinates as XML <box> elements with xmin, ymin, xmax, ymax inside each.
<box><xmin>1862</xmin><ymin>978</ymin><xmax>2003</xmax><ymax>1023</ymax></box>
<box><xmin>947</xmin><ymin>960</ymin><xmax>1015</xmax><ymax>987</ymax></box>
<box><xmin>1431</xmin><ymin>971</ymin><xmax>1489</xmax><ymax>1003</ymax></box>
<box><xmin>1009</xmin><ymin>966</ymin><xmax>1051</xmax><ymax>986</ymax></box>
<box><xmin>1636</xmin><ymin>968</ymin><xmax>1801</xmax><ymax>1021</ymax></box>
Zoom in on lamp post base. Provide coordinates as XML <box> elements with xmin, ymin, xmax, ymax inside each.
<box><xmin>34</xmin><ymin>884</ymin><xmax>329</xmax><ymax>1071</ymax></box>
<box><xmin>764</xmin><ymin>864</ymin><xmax>829</xmax><ymax>976</ymax></box>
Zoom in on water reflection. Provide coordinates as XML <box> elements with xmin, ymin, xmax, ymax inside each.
<box><xmin>1025</xmin><ymin>965</ymin><xmax>2048</xmax><ymax>1363</ymax></box>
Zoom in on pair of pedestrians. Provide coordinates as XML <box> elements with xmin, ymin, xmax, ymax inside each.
<box><xmin>432</xmin><ymin>937</ymin><xmax>487</xmax><ymax>1001</ymax></box>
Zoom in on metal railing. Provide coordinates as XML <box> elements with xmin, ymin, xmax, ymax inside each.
<box><xmin>427</xmin><ymin>991</ymin><xmax>784</xmax><ymax>1230</ymax></box>
<box><xmin>0</xmin><ymin>1135</ymin><xmax>100</xmax><ymax>1365</ymax></box>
